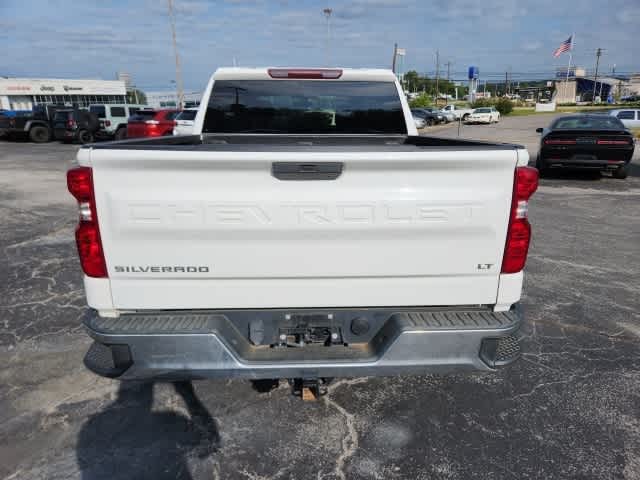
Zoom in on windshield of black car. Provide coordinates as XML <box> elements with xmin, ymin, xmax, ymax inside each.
<box><xmin>89</xmin><ymin>106</ymin><xmax>106</xmax><ymax>118</ymax></box>
<box><xmin>553</xmin><ymin>116</ymin><xmax>625</xmax><ymax>129</ymax></box>
<box><xmin>203</xmin><ymin>80</ymin><xmax>407</xmax><ymax>134</ymax></box>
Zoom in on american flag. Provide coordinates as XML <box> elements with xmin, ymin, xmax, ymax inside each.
<box><xmin>553</xmin><ymin>36</ymin><xmax>573</xmax><ymax>57</ymax></box>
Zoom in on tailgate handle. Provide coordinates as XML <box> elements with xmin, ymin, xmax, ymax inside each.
<box><xmin>272</xmin><ymin>162</ymin><xmax>343</xmax><ymax>181</ymax></box>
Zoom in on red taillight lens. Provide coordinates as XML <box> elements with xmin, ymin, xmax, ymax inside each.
<box><xmin>66</xmin><ymin>119</ymin><xmax>76</xmax><ymax>129</ymax></box>
<box><xmin>67</xmin><ymin>167</ymin><xmax>107</xmax><ymax>278</ymax></box>
<box><xmin>544</xmin><ymin>138</ymin><xmax>576</xmax><ymax>145</ymax></box>
<box><xmin>268</xmin><ymin>68</ymin><xmax>343</xmax><ymax>79</ymax></box>
<box><xmin>105</xmin><ymin>120</ymin><xmax>111</xmax><ymax>127</ymax></box>
<box><xmin>75</xmin><ymin>223</ymin><xmax>107</xmax><ymax>277</ymax></box>
<box><xmin>596</xmin><ymin>139</ymin><xmax>630</xmax><ymax>145</ymax></box>
<box><xmin>67</xmin><ymin>166</ymin><xmax>93</xmax><ymax>202</ymax></box>
<box><xmin>501</xmin><ymin>166</ymin><xmax>538</xmax><ymax>274</ymax></box>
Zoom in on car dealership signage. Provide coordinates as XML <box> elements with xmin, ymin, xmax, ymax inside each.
<box><xmin>0</xmin><ymin>78</ymin><xmax>126</xmax><ymax>96</ymax></box>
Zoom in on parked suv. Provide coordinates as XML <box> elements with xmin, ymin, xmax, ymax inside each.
<box><xmin>0</xmin><ymin>104</ymin><xmax>61</xmax><ymax>143</ymax></box>
<box><xmin>173</xmin><ymin>108</ymin><xmax>198</xmax><ymax>135</ymax></box>
<box><xmin>89</xmin><ymin>104</ymin><xmax>146</xmax><ymax>140</ymax></box>
<box><xmin>126</xmin><ymin>109</ymin><xmax>178</xmax><ymax>138</ymax></box>
<box><xmin>52</xmin><ymin>109</ymin><xmax>100</xmax><ymax>144</ymax></box>
<box><xmin>609</xmin><ymin>109</ymin><xmax>640</xmax><ymax>129</ymax></box>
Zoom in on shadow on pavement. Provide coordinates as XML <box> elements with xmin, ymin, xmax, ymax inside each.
<box><xmin>77</xmin><ymin>381</ymin><xmax>219</xmax><ymax>480</ymax></box>
<box><xmin>539</xmin><ymin>169</ymin><xmax>605</xmax><ymax>181</ymax></box>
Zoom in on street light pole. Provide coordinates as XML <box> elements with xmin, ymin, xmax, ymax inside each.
<box><xmin>323</xmin><ymin>8</ymin><xmax>332</xmax><ymax>66</ymax></box>
<box><xmin>167</xmin><ymin>0</ymin><xmax>184</xmax><ymax>110</ymax></box>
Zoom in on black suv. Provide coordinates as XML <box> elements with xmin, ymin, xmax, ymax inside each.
<box><xmin>53</xmin><ymin>109</ymin><xmax>100</xmax><ymax>144</ymax></box>
<box><xmin>0</xmin><ymin>105</ymin><xmax>60</xmax><ymax>143</ymax></box>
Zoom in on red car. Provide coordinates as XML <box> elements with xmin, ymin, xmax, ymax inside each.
<box><xmin>126</xmin><ymin>109</ymin><xmax>178</xmax><ymax>138</ymax></box>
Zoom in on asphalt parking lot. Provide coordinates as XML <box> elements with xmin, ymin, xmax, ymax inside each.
<box><xmin>1</xmin><ymin>116</ymin><xmax>639</xmax><ymax>479</ymax></box>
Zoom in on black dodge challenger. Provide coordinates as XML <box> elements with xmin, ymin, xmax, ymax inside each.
<box><xmin>536</xmin><ymin>114</ymin><xmax>635</xmax><ymax>179</ymax></box>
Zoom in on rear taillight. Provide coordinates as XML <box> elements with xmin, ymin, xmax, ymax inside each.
<box><xmin>501</xmin><ymin>166</ymin><xmax>539</xmax><ymax>274</ymax></box>
<box><xmin>66</xmin><ymin>119</ymin><xmax>76</xmax><ymax>129</ymax></box>
<box><xmin>544</xmin><ymin>139</ymin><xmax>576</xmax><ymax>145</ymax></box>
<box><xmin>67</xmin><ymin>167</ymin><xmax>107</xmax><ymax>278</ymax></box>
<box><xmin>105</xmin><ymin>120</ymin><xmax>111</xmax><ymax>127</ymax></box>
<box><xmin>596</xmin><ymin>139</ymin><xmax>631</xmax><ymax>145</ymax></box>
<box><xmin>268</xmin><ymin>68</ymin><xmax>343</xmax><ymax>79</ymax></box>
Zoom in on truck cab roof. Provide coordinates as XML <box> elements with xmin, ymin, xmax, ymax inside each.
<box><xmin>212</xmin><ymin>67</ymin><xmax>398</xmax><ymax>82</ymax></box>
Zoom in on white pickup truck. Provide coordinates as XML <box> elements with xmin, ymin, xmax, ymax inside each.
<box><xmin>441</xmin><ymin>104</ymin><xmax>475</xmax><ymax>121</ymax></box>
<box><xmin>68</xmin><ymin>67</ymin><xmax>537</xmax><ymax>390</ymax></box>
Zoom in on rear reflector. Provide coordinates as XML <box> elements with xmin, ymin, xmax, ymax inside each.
<box><xmin>67</xmin><ymin>167</ymin><xmax>107</xmax><ymax>278</ymax></box>
<box><xmin>268</xmin><ymin>68</ymin><xmax>343</xmax><ymax>79</ymax></box>
<box><xmin>544</xmin><ymin>139</ymin><xmax>576</xmax><ymax>145</ymax></box>
<box><xmin>501</xmin><ymin>166</ymin><xmax>539</xmax><ymax>274</ymax></box>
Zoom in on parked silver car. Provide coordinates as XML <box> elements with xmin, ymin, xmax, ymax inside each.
<box><xmin>413</xmin><ymin>115</ymin><xmax>427</xmax><ymax>129</ymax></box>
<box><xmin>609</xmin><ymin>109</ymin><xmax>640</xmax><ymax>129</ymax></box>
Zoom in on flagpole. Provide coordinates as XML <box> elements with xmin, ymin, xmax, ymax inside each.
<box><xmin>564</xmin><ymin>33</ymin><xmax>574</xmax><ymax>102</ymax></box>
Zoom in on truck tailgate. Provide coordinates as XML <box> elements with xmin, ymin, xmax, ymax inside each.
<box><xmin>87</xmin><ymin>147</ymin><xmax>517</xmax><ymax>309</ymax></box>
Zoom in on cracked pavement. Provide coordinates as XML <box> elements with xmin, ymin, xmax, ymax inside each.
<box><xmin>1</xmin><ymin>116</ymin><xmax>639</xmax><ymax>479</ymax></box>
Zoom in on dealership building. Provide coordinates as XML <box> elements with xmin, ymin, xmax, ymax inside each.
<box><xmin>0</xmin><ymin>77</ymin><xmax>127</xmax><ymax>110</ymax></box>
<box><xmin>145</xmin><ymin>90</ymin><xmax>203</xmax><ymax>108</ymax></box>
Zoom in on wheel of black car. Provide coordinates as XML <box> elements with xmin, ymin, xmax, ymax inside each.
<box><xmin>115</xmin><ymin>128</ymin><xmax>127</xmax><ymax>141</ymax></box>
<box><xmin>462</xmin><ymin>113</ymin><xmax>470</xmax><ymax>121</ymax></box>
<box><xmin>29</xmin><ymin>125</ymin><xmax>50</xmax><ymax>143</ymax></box>
<box><xmin>78</xmin><ymin>130</ymin><xmax>94</xmax><ymax>144</ymax></box>
<box><xmin>426</xmin><ymin>118</ymin><xmax>434</xmax><ymax>127</ymax></box>
<box><xmin>612</xmin><ymin>164</ymin><xmax>628</xmax><ymax>179</ymax></box>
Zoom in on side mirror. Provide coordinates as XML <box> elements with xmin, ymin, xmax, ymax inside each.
<box><xmin>535</xmin><ymin>127</ymin><xmax>544</xmax><ymax>134</ymax></box>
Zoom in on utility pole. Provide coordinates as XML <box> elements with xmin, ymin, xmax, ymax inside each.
<box><xmin>592</xmin><ymin>47</ymin><xmax>602</xmax><ymax>104</ymax></box>
<box><xmin>323</xmin><ymin>7</ymin><xmax>332</xmax><ymax>66</ymax></box>
<box><xmin>167</xmin><ymin>0</ymin><xmax>184</xmax><ymax>110</ymax></box>
<box><xmin>446</xmin><ymin>61</ymin><xmax>452</xmax><ymax>81</ymax></box>
<box><xmin>435</xmin><ymin>49</ymin><xmax>440</xmax><ymax>98</ymax></box>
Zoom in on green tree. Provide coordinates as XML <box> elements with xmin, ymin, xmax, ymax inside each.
<box><xmin>127</xmin><ymin>89</ymin><xmax>147</xmax><ymax>105</ymax></box>
<box><xmin>409</xmin><ymin>94</ymin><xmax>433</xmax><ymax>108</ymax></box>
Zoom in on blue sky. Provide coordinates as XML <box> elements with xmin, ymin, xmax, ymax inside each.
<box><xmin>1</xmin><ymin>0</ymin><xmax>638</xmax><ymax>91</ymax></box>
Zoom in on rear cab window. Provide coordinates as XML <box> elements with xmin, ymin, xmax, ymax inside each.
<box><xmin>615</xmin><ymin>111</ymin><xmax>634</xmax><ymax>120</ymax></box>
<box><xmin>553</xmin><ymin>116</ymin><xmax>625</xmax><ymax>129</ymax></box>
<box><xmin>89</xmin><ymin>106</ymin><xmax>106</xmax><ymax>118</ymax></box>
<box><xmin>202</xmin><ymin>80</ymin><xmax>407</xmax><ymax>134</ymax></box>
<box><xmin>129</xmin><ymin>110</ymin><xmax>157</xmax><ymax>122</ymax></box>
<box><xmin>110</xmin><ymin>106</ymin><xmax>126</xmax><ymax>117</ymax></box>
<box><xmin>177</xmin><ymin>110</ymin><xmax>197</xmax><ymax>121</ymax></box>
<box><xmin>53</xmin><ymin>111</ymin><xmax>72</xmax><ymax>122</ymax></box>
